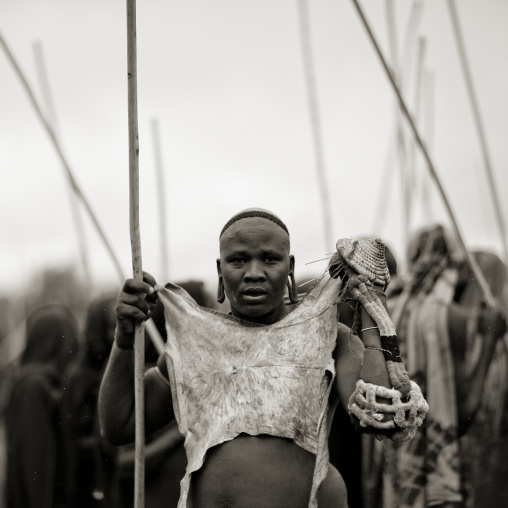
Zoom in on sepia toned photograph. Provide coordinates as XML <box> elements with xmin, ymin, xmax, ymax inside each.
<box><xmin>1</xmin><ymin>1</ymin><xmax>507</xmax><ymax>507</ymax></box>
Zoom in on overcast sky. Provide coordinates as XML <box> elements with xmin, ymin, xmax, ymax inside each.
<box><xmin>1</xmin><ymin>0</ymin><xmax>507</xmax><ymax>297</ymax></box>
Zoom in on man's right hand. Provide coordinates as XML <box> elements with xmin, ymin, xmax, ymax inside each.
<box><xmin>115</xmin><ymin>271</ymin><xmax>158</xmax><ymax>349</ymax></box>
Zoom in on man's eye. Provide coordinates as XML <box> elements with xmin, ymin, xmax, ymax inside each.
<box><xmin>265</xmin><ymin>257</ymin><xmax>279</xmax><ymax>263</ymax></box>
<box><xmin>230</xmin><ymin>258</ymin><xmax>245</xmax><ymax>263</ymax></box>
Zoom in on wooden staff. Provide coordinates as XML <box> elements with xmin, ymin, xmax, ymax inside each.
<box><xmin>406</xmin><ymin>37</ymin><xmax>426</xmax><ymax>228</ymax></box>
<box><xmin>126</xmin><ymin>0</ymin><xmax>145</xmax><ymax>506</ymax></box>
<box><xmin>385</xmin><ymin>0</ymin><xmax>410</xmax><ymax>260</ymax></box>
<box><xmin>32</xmin><ymin>40</ymin><xmax>93</xmax><ymax>293</ymax></box>
<box><xmin>372</xmin><ymin>0</ymin><xmax>423</xmax><ymax>236</ymax></box>
<box><xmin>1</xmin><ymin>30</ymin><xmax>166</xmax><ymax>356</ymax></box>
<box><xmin>297</xmin><ymin>0</ymin><xmax>333</xmax><ymax>250</ymax></box>
<box><xmin>151</xmin><ymin>118</ymin><xmax>169</xmax><ymax>281</ymax></box>
<box><xmin>350</xmin><ymin>0</ymin><xmax>497</xmax><ymax>308</ymax></box>
<box><xmin>446</xmin><ymin>0</ymin><xmax>508</xmax><ymax>265</ymax></box>
<box><xmin>421</xmin><ymin>70</ymin><xmax>434</xmax><ymax>220</ymax></box>
<box><xmin>0</xmin><ymin>30</ymin><xmax>125</xmax><ymax>284</ymax></box>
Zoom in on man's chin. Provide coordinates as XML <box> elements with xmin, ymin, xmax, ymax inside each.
<box><xmin>230</xmin><ymin>300</ymin><xmax>287</xmax><ymax>324</ymax></box>
<box><xmin>234</xmin><ymin>303</ymin><xmax>267</xmax><ymax>317</ymax></box>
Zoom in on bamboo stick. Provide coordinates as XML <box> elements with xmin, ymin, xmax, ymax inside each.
<box><xmin>32</xmin><ymin>40</ymin><xmax>93</xmax><ymax>293</ymax></box>
<box><xmin>385</xmin><ymin>0</ymin><xmax>410</xmax><ymax>265</ymax></box>
<box><xmin>0</xmin><ymin>30</ymin><xmax>125</xmax><ymax>284</ymax></box>
<box><xmin>446</xmin><ymin>0</ymin><xmax>508</xmax><ymax>265</ymax></box>
<box><xmin>151</xmin><ymin>118</ymin><xmax>169</xmax><ymax>281</ymax></box>
<box><xmin>297</xmin><ymin>0</ymin><xmax>333</xmax><ymax>250</ymax></box>
<box><xmin>406</xmin><ymin>37</ymin><xmax>426</xmax><ymax>225</ymax></box>
<box><xmin>1</xmin><ymin>30</ymin><xmax>166</xmax><ymax>356</ymax></box>
<box><xmin>350</xmin><ymin>0</ymin><xmax>497</xmax><ymax>308</ymax></box>
<box><xmin>421</xmin><ymin>70</ymin><xmax>434</xmax><ymax>221</ymax></box>
<box><xmin>125</xmin><ymin>0</ymin><xmax>145</xmax><ymax>506</ymax></box>
<box><xmin>372</xmin><ymin>1</ymin><xmax>424</xmax><ymax>236</ymax></box>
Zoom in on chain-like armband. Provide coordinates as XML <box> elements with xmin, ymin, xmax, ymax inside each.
<box><xmin>348</xmin><ymin>379</ymin><xmax>428</xmax><ymax>441</ymax></box>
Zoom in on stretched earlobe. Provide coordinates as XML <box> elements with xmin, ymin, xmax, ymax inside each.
<box><xmin>288</xmin><ymin>272</ymin><xmax>299</xmax><ymax>304</ymax></box>
<box><xmin>217</xmin><ymin>276</ymin><xmax>226</xmax><ymax>304</ymax></box>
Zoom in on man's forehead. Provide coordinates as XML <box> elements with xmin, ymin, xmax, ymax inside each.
<box><xmin>221</xmin><ymin>217</ymin><xmax>287</xmax><ymax>239</ymax></box>
<box><xmin>219</xmin><ymin>217</ymin><xmax>290</xmax><ymax>251</ymax></box>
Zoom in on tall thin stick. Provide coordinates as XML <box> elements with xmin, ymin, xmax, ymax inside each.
<box><xmin>1</xmin><ymin>30</ymin><xmax>166</xmax><ymax>356</ymax></box>
<box><xmin>126</xmin><ymin>1</ymin><xmax>145</xmax><ymax>506</ymax></box>
<box><xmin>0</xmin><ymin>30</ymin><xmax>125</xmax><ymax>284</ymax></box>
<box><xmin>407</xmin><ymin>37</ymin><xmax>426</xmax><ymax>223</ymax></box>
<box><xmin>372</xmin><ymin>0</ymin><xmax>424</xmax><ymax>235</ymax></box>
<box><xmin>421</xmin><ymin>70</ymin><xmax>434</xmax><ymax>221</ymax></box>
<box><xmin>350</xmin><ymin>0</ymin><xmax>497</xmax><ymax>308</ymax></box>
<box><xmin>297</xmin><ymin>0</ymin><xmax>333</xmax><ymax>249</ymax></box>
<box><xmin>33</xmin><ymin>41</ymin><xmax>93</xmax><ymax>292</ymax></box>
<box><xmin>151</xmin><ymin>118</ymin><xmax>169</xmax><ymax>281</ymax></box>
<box><xmin>446</xmin><ymin>0</ymin><xmax>508</xmax><ymax>264</ymax></box>
<box><xmin>385</xmin><ymin>0</ymin><xmax>410</xmax><ymax>263</ymax></box>
<box><xmin>371</xmin><ymin>134</ymin><xmax>395</xmax><ymax>234</ymax></box>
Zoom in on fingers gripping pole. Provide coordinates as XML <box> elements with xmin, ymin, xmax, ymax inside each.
<box><xmin>126</xmin><ymin>1</ymin><xmax>145</xmax><ymax>507</ymax></box>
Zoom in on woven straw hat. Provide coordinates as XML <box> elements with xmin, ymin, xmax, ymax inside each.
<box><xmin>335</xmin><ymin>238</ymin><xmax>391</xmax><ymax>286</ymax></box>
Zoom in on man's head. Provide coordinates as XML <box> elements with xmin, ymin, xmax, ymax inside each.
<box><xmin>217</xmin><ymin>208</ymin><xmax>296</xmax><ymax>324</ymax></box>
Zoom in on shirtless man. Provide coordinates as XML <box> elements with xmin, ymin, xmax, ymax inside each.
<box><xmin>98</xmin><ymin>209</ymin><xmax>396</xmax><ymax>507</ymax></box>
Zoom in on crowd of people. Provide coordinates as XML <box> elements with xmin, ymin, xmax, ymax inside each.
<box><xmin>0</xmin><ymin>210</ymin><xmax>507</xmax><ymax>508</ymax></box>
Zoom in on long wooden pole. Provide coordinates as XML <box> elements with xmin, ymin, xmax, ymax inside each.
<box><xmin>1</xmin><ymin>30</ymin><xmax>166</xmax><ymax>356</ymax></box>
<box><xmin>446</xmin><ymin>0</ymin><xmax>508</xmax><ymax>264</ymax></box>
<box><xmin>421</xmin><ymin>70</ymin><xmax>434</xmax><ymax>221</ymax></box>
<box><xmin>0</xmin><ymin>30</ymin><xmax>125</xmax><ymax>284</ymax></box>
<box><xmin>407</xmin><ymin>37</ymin><xmax>426</xmax><ymax>224</ymax></box>
<box><xmin>151</xmin><ymin>118</ymin><xmax>169</xmax><ymax>281</ymax></box>
<box><xmin>32</xmin><ymin>41</ymin><xmax>93</xmax><ymax>292</ymax></box>
<box><xmin>297</xmin><ymin>0</ymin><xmax>333</xmax><ymax>249</ymax></box>
<box><xmin>385</xmin><ymin>0</ymin><xmax>410</xmax><ymax>264</ymax></box>
<box><xmin>350</xmin><ymin>0</ymin><xmax>497</xmax><ymax>308</ymax></box>
<box><xmin>126</xmin><ymin>1</ymin><xmax>145</xmax><ymax>506</ymax></box>
<box><xmin>372</xmin><ymin>0</ymin><xmax>423</xmax><ymax>237</ymax></box>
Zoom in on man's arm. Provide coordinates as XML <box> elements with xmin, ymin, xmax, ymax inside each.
<box><xmin>98</xmin><ymin>274</ymin><xmax>174</xmax><ymax>445</ymax></box>
<box><xmin>335</xmin><ymin>287</ymin><xmax>405</xmax><ymax>435</ymax></box>
<box><xmin>334</xmin><ymin>323</ymin><xmax>364</xmax><ymax>408</ymax></box>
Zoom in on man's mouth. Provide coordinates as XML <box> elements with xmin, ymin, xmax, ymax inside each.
<box><xmin>242</xmin><ymin>288</ymin><xmax>268</xmax><ymax>302</ymax></box>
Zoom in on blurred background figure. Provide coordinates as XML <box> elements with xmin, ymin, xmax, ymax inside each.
<box><xmin>455</xmin><ymin>250</ymin><xmax>508</xmax><ymax>508</ymax></box>
<box><xmin>5</xmin><ymin>304</ymin><xmax>79</xmax><ymax>508</ymax></box>
<box><xmin>363</xmin><ymin>224</ymin><xmax>508</xmax><ymax>508</ymax></box>
<box><xmin>115</xmin><ymin>280</ymin><xmax>214</xmax><ymax>508</ymax></box>
<box><xmin>61</xmin><ymin>292</ymin><xmax>118</xmax><ymax>508</ymax></box>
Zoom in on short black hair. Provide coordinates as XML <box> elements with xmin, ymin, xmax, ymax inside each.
<box><xmin>219</xmin><ymin>209</ymin><xmax>289</xmax><ymax>239</ymax></box>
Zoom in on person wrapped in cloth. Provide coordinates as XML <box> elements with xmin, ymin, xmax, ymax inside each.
<box><xmin>98</xmin><ymin>208</ymin><xmax>428</xmax><ymax>508</ymax></box>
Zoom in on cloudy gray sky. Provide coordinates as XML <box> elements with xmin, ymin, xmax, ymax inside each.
<box><xmin>1</xmin><ymin>0</ymin><xmax>507</xmax><ymax>296</ymax></box>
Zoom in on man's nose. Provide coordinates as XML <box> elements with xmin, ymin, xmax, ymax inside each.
<box><xmin>244</xmin><ymin>260</ymin><xmax>266</xmax><ymax>281</ymax></box>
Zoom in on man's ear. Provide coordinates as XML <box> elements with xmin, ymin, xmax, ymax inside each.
<box><xmin>288</xmin><ymin>255</ymin><xmax>299</xmax><ymax>304</ymax></box>
<box><xmin>216</xmin><ymin>258</ymin><xmax>225</xmax><ymax>304</ymax></box>
<box><xmin>289</xmin><ymin>255</ymin><xmax>295</xmax><ymax>277</ymax></box>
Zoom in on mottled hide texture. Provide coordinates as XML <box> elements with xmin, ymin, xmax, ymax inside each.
<box><xmin>159</xmin><ymin>274</ymin><xmax>342</xmax><ymax>508</ymax></box>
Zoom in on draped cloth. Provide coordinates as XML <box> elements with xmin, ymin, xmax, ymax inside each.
<box><xmin>381</xmin><ymin>269</ymin><xmax>463</xmax><ymax>508</ymax></box>
<box><xmin>158</xmin><ymin>274</ymin><xmax>342</xmax><ymax>508</ymax></box>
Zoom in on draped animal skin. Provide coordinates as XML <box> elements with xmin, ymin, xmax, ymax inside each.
<box><xmin>158</xmin><ymin>274</ymin><xmax>342</xmax><ymax>508</ymax></box>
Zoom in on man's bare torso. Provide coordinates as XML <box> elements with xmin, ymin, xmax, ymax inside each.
<box><xmin>188</xmin><ymin>435</ymin><xmax>348</xmax><ymax>508</ymax></box>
